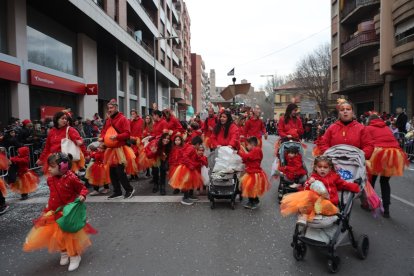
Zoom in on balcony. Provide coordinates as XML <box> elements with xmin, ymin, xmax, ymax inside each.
<box><xmin>173</xmin><ymin>67</ymin><xmax>183</xmax><ymax>79</ymax></box>
<box><xmin>171</xmin><ymin>88</ymin><xmax>184</xmax><ymax>100</ymax></box>
<box><xmin>392</xmin><ymin>41</ymin><xmax>414</xmax><ymax>67</ymax></box>
<box><xmin>341</xmin><ymin>0</ymin><xmax>380</xmax><ymax>24</ymax></box>
<box><xmin>126</xmin><ymin>26</ymin><xmax>154</xmax><ymax>56</ymax></box>
<box><xmin>341</xmin><ymin>30</ymin><xmax>379</xmax><ymax>57</ymax></box>
<box><xmin>340</xmin><ymin>70</ymin><xmax>383</xmax><ymax>92</ymax></box>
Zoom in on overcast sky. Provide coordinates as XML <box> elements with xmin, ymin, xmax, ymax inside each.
<box><xmin>185</xmin><ymin>0</ymin><xmax>330</xmax><ymax>90</ymax></box>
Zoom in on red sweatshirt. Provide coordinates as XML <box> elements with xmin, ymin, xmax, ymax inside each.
<box><xmin>277</xmin><ymin>116</ymin><xmax>304</xmax><ymax>138</ymax></box>
<box><xmin>180</xmin><ymin>144</ymin><xmax>206</xmax><ymax>171</ymax></box>
<box><xmin>365</xmin><ymin>119</ymin><xmax>400</xmax><ymax>148</ymax></box>
<box><xmin>304</xmin><ymin>172</ymin><xmax>360</xmax><ymax>205</ymax></box>
<box><xmin>100</xmin><ymin>112</ymin><xmax>131</xmax><ymax>146</ymax></box>
<box><xmin>130</xmin><ymin>117</ymin><xmax>144</xmax><ymax>138</ymax></box>
<box><xmin>210</xmin><ymin>123</ymin><xmax>240</xmax><ymax>150</ymax></box>
<box><xmin>279</xmin><ymin>154</ymin><xmax>307</xmax><ymax>180</ymax></box>
<box><xmin>152</xmin><ymin>118</ymin><xmax>169</xmax><ymax>137</ymax></box>
<box><xmin>168</xmin><ymin>145</ymin><xmax>184</xmax><ymax>168</ymax></box>
<box><xmin>10</xmin><ymin>155</ymin><xmax>30</xmax><ymax>176</ymax></box>
<box><xmin>40</xmin><ymin>126</ymin><xmax>87</xmax><ymax>163</ymax></box>
<box><xmin>166</xmin><ymin>116</ymin><xmax>184</xmax><ymax>135</ymax></box>
<box><xmin>238</xmin><ymin>147</ymin><xmax>263</xmax><ymax>173</ymax></box>
<box><xmin>203</xmin><ymin>116</ymin><xmax>217</xmax><ymax>137</ymax></box>
<box><xmin>45</xmin><ymin>170</ymin><xmax>88</xmax><ymax>212</ymax></box>
<box><xmin>244</xmin><ymin>117</ymin><xmax>266</xmax><ymax>139</ymax></box>
<box><xmin>320</xmin><ymin>120</ymin><xmax>373</xmax><ymax>159</ymax></box>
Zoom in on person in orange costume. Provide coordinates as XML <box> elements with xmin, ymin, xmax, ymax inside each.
<box><xmin>86</xmin><ymin>143</ymin><xmax>110</xmax><ymax>196</ymax></box>
<box><xmin>203</xmin><ymin>108</ymin><xmax>217</xmax><ymax>150</ymax></box>
<box><xmin>129</xmin><ymin>109</ymin><xmax>144</xmax><ymax>180</ymax></box>
<box><xmin>239</xmin><ymin>137</ymin><xmax>271</xmax><ymax>209</ymax></box>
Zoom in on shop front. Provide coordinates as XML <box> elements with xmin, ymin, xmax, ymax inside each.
<box><xmin>0</xmin><ymin>60</ymin><xmax>21</xmax><ymax>129</ymax></box>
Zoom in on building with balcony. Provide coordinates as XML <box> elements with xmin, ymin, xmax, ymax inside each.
<box><xmin>331</xmin><ymin>0</ymin><xmax>414</xmax><ymax>117</ymax></box>
<box><xmin>0</xmin><ymin>0</ymin><xmax>180</xmax><ymax>128</ymax></box>
<box><xmin>190</xmin><ymin>53</ymin><xmax>208</xmax><ymax>114</ymax></box>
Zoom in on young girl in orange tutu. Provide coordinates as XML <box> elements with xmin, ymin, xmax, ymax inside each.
<box><xmin>0</xmin><ymin>147</ymin><xmax>9</xmax><ymax>171</ymax></box>
<box><xmin>86</xmin><ymin>143</ymin><xmax>110</xmax><ymax>196</ymax></box>
<box><xmin>9</xmin><ymin>146</ymin><xmax>39</xmax><ymax>200</ymax></box>
<box><xmin>280</xmin><ymin>156</ymin><xmax>360</xmax><ymax>224</ymax></box>
<box><xmin>239</xmin><ymin>136</ymin><xmax>271</xmax><ymax>209</ymax></box>
<box><xmin>0</xmin><ymin>147</ymin><xmax>9</xmax><ymax>214</ymax></box>
<box><xmin>23</xmin><ymin>152</ymin><xmax>96</xmax><ymax>272</ymax></box>
<box><xmin>168</xmin><ymin>132</ymin><xmax>185</xmax><ymax>194</ymax></box>
<box><xmin>170</xmin><ymin>136</ymin><xmax>205</xmax><ymax>205</ymax></box>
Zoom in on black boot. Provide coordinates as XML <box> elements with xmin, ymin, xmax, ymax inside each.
<box><xmin>383</xmin><ymin>206</ymin><xmax>390</xmax><ymax>218</ymax></box>
<box><xmin>152</xmin><ymin>182</ymin><xmax>159</xmax><ymax>193</ymax></box>
<box><xmin>173</xmin><ymin>189</ymin><xmax>180</xmax><ymax>194</ymax></box>
<box><xmin>159</xmin><ymin>184</ymin><xmax>166</xmax><ymax>196</ymax></box>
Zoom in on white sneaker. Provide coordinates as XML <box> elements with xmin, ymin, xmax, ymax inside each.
<box><xmin>89</xmin><ymin>190</ymin><xmax>100</xmax><ymax>196</ymax></box>
<box><xmin>60</xmin><ymin>252</ymin><xmax>69</xmax><ymax>266</ymax></box>
<box><xmin>68</xmin><ymin>255</ymin><xmax>81</xmax><ymax>271</ymax></box>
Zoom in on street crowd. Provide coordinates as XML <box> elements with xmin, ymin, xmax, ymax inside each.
<box><xmin>0</xmin><ymin>98</ymin><xmax>411</xmax><ymax>271</ymax></box>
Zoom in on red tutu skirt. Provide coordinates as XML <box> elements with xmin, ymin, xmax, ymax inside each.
<box><xmin>169</xmin><ymin>165</ymin><xmax>203</xmax><ymax>191</ymax></box>
<box><xmin>104</xmin><ymin>146</ymin><xmax>137</xmax><ymax>175</ymax></box>
<box><xmin>168</xmin><ymin>165</ymin><xmax>178</xmax><ymax>180</ymax></box>
<box><xmin>42</xmin><ymin>152</ymin><xmax>86</xmax><ymax>176</ymax></box>
<box><xmin>367</xmin><ymin>147</ymin><xmax>408</xmax><ymax>177</ymax></box>
<box><xmin>0</xmin><ymin>178</ymin><xmax>7</xmax><ymax>196</ymax></box>
<box><xmin>136</xmin><ymin>146</ymin><xmax>158</xmax><ymax>171</ymax></box>
<box><xmin>0</xmin><ymin>152</ymin><xmax>9</xmax><ymax>170</ymax></box>
<box><xmin>85</xmin><ymin>162</ymin><xmax>110</xmax><ymax>186</ymax></box>
<box><xmin>240</xmin><ymin>170</ymin><xmax>271</xmax><ymax>198</ymax></box>
<box><xmin>280</xmin><ymin>190</ymin><xmax>339</xmax><ymax>221</ymax></box>
<box><xmin>23</xmin><ymin>211</ymin><xmax>97</xmax><ymax>257</ymax></box>
<box><xmin>10</xmin><ymin>170</ymin><xmax>39</xmax><ymax>194</ymax></box>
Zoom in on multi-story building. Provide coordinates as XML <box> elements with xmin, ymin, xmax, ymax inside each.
<box><xmin>331</xmin><ymin>0</ymin><xmax>414</xmax><ymax>117</ymax></box>
<box><xmin>0</xmin><ymin>0</ymin><xmax>180</xmax><ymax>129</ymax></box>
<box><xmin>190</xmin><ymin>53</ymin><xmax>208</xmax><ymax>114</ymax></box>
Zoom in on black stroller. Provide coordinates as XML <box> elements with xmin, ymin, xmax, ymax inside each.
<box><xmin>290</xmin><ymin>145</ymin><xmax>369</xmax><ymax>273</ymax></box>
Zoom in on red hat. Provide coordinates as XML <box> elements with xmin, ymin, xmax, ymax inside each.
<box><xmin>22</xmin><ymin>119</ymin><xmax>32</xmax><ymax>126</ymax></box>
<box><xmin>108</xmin><ymin>99</ymin><xmax>118</xmax><ymax>106</ymax></box>
<box><xmin>18</xmin><ymin>146</ymin><xmax>30</xmax><ymax>157</ymax></box>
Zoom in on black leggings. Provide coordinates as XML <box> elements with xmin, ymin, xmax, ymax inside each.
<box><xmin>109</xmin><ymin>164</ymin><xmax>133</xmax><ymax>194</ymax></box>
<box><xmin>371</xmin><ymin>175</ymin><xmax>391</xmax><ymax>208</ymax></box>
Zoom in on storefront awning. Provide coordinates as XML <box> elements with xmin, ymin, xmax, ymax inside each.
<box><xmin>0</xmin><ymin>61</ymin><xmax>20</xmax><ymax>82</ymax></box>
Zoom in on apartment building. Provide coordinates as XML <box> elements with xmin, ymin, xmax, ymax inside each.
<box><xmin>190</xmin><ymin>53</ymin><xmax>208</xmax><ymax>114</ymax></box>
<box><xmin>331</xmin><ymin>0</ymin><xmax>414</xmax><ymax>117</ymax></box>
<box><xmin>0</xmin><ymin>0</ymin><xmax>182</xmax><ymax>129</ymax></box>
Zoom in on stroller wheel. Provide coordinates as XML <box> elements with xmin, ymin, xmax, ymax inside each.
<box><xmin>293</xmin><ymin>242</ymin><xmax>307</xmax><ymax>261</ymax></box>
<box><xmin>327</xmin><ymin>256</ymin><xmax>341</xmax><ymax>273</ymax></box>
<box><xmin>356</xmin><ymin>235</ymin><xmax>369</xmax><ymax>260</ymax></box>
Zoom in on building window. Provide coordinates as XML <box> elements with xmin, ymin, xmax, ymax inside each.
<box><xmin>141</xmin><ymin>73</ymin><xmax>147</xmax><ymax>99</ymax></box>
<box><xmin>333</xmin><ymin>67</ymin><xmax>338</xmax><ymax>82</ymax></box>
<box><xmin>0</xmin><ymin>0</ymin><xmax>6</xmax><ymax>53</ymax></box>
<box><xmin>118</xmin><ymin>96</ymin><xmax>124</xmax><ymax>113</ymax></box>
<box><xmin>117</xmin><ymin>61</ymin><xmax>124</xmax><ymax>92</ymax></box>
<box><xmin>160</xmin><ymin>50</ymin><xmax>165</xmax><ymax>63</ymax></box>
<box><xmin>128</xmin><ymin>68</ymin><xmax>137</xmax><ymax>95</ymax></box>
<box><xmin>160</xmin><ymin>22</ymin><xmax>165</xmax><ymax>36</ymax></box>
<box><xmin>130</xmin><ymin>99</ymin><xmax>137</xmax><ymax>111</ymax></box>
<box><xmin>332</xmin><ymin>34</ymin><xmax>338</xmax><ymax>49</ymax></box>
<box><xmin>162</xmin><ymin>87</ymin><xmax>169</xmax><ymax>108</ymax></box>
<box><xmin>395</xmin><ymin>19</ymin><xmax>414</xmax><ymax>46</ymax></box>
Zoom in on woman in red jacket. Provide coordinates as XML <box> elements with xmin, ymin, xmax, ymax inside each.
<box><xmin>277</xmin><ymin>103</ymin><xmax>304</xmax><ymax>139</ymax></box>
<box><xmin>203</xmin><ymin>108</ymin><xmax>217</xmax><ymax>150</ymax></box>
<box><xmin>210</xmin><ymin>110</ymin><xmax>240</xmax><ymax>150</ymax></box>
<box><xmin>318</xmin><ymin>99</ymin><xmax>374</xmax><ymax>160</ymax></box>
<box><xmin>37</xmin><ymin>111</ymin><xmax>88</xmax><ymax>174</ymax></box>
<box><xmin>366</xmin><ymin>114</ymin><xmax>408</xmax><ymax>218</ymax></box>
<box><xmin>162</xmin><ymin>109</ymin><xmax>184</xmax><ymax>136</ymax></box>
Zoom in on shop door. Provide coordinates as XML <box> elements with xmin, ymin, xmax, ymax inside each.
<box><xmin>390</xmin><ymin>80</ymin><xmax>407</xmax><ymax>114</ymax></box>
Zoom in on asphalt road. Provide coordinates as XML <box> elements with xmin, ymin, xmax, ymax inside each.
<box><xmin>1</xmin><ymin>136</ymin><xmax>414</xmax><ymax>275</ymax></box>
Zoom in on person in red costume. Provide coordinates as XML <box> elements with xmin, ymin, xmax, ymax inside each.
<box><xmin>244</xmin><ymin>106</ymin><xmax>268</xmax><ymax>147</ymax></box>
<box><xmin>277</xmin><ymin>103</ymin><xmax>304</xmax><ymax>139</ymax></box>
<box><xmin>168</xmin><ymin>132</ymin><xmax>186</xmax><ymax>194</ymax></box>
<box><xmin>99</xmin><ymin>99</ymin><xmax>136</xmax><ymax>199</ymax></box>
<box><xmin>86</xmin><ymin>143</ymin><xmax>110</xmax><ymax>195</ymax></box>
<box><xmin>319</xmin><ymin>99</ymin><xmax>374</xmax><ymax>159</ymax></box>
<box><xmin>152</xmin><ymin>110</ymin><xmax>169</xmax><ymax>138</ymax></box>
<box><xmin>129</xmin><ymin>109</ymin><xmax>144</xmax><ymax>180</ymax></box>
<box><xmin>162</xmin><ymin>109</ymin><xmax>184</xmax><ymax>136</ymax></box>
<box><xmin>186</xmin><ymin>122</ymin><xmax>203</xmax><ymax>143</ymax></box>
<box><xmin>365</xmin><ymin>113</ymin><xmax>409</xmax><ymax>218</ymax></box>
<box><xmin>239</xmin><ymin>137</ymin><xmax>270</xmax><ymax>209</ymax></box>
<box><xmin>194</xmin><ymin>114</ymin><xmax>204</xmax><ymax>130</ymax></box>
<box><xmin>210</xmin><ymin>110</ymin><xmax>240</xmax><ymax>150</ymax></box>
<box><xmin>279</xmin><ymin>146</ymin><xmax>307</xmax><ymax>189</ymax></box>
<box><xmin>23</xmin><ymin>153</ymin><xmax>96</xmax><ymax>272</ymax></box>
<box><xmin>203</xmin><ymin>108</ymin><xmax>218</xmax><ymax>149</ymax></box>
<box><xmin>9</xmin><ymin>146</ymin><xmax>39</xmax><ymax>200</ymax></box>
<box><xmin>37</xmin><ymin>111</ymin><xmax>88</xmax><ymax>174</ymax></box>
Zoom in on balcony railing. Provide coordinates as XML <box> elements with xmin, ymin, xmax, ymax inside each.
<box><xmin>126</xmin><ymin>26</ymin><xmax>154</xmax><ymax>56</ymax></box>
<box><xmin>342</xmin><ymin>0</ymin><xmax>380</xmax><ymax>20</ymax></box>
<box><xmin>342</xmin><ymin>30</ymin><xmax>379</xmax><ymax>55</ymax></box>
<box><xmin>341</xmin><ymin>70</ymin><xmax>383</xmax><ymax>90</ymax></box>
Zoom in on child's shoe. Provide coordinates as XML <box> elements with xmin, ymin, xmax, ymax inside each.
<box><xmin>188</xmin><ymin>195</ymin><xmax>199</xmax><ymax>201</ymax></box>
<box><xmin>20</xmin><ymin>194</ymin><xmax>29</xmax><ymax>200</ymax></box>
<box><xmin>60</xmin><ymin>252</ymin><xmax>69</xmax><ymax>266</ymax></box>
<box><xmin>181</xmin><ymin>198</ymin><xmax>194</xmax><ymax>206</ymax></box>
<box><xmin>68</xmin><ymin>255</ymin><xmax>81</xmax><ymax>271</ymax></box>
<box><xmin>89</xmin><ymin>191</ymin><xmax>100</xmax><ymax>196</ymax></box>
<box><xmin>100</xmin><ymin>188</ymin><xmax>110</xmax><ymax>194</ymax></box>
<box><xmin>173</xmin><ymin>189</ymin><xmax>180</xmax><ymax>194</ymax></box>
<box><xmin>243</xmin><ymin>202</ymin><xmax>253</xmax><ymax>209</ymax></box>
<box><xmin>0</xmin><ymin>205</ymin><xmax>9</xmax><ymax>215</ymax></box>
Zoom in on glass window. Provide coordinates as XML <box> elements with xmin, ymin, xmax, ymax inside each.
<box><xmin>162</xmin><ymin>87</ymin><xmax>169</xmax><ymax>108</ymax></box>
<box><xmin>128</xmin><ymin>68</ymin><xmax>137</xmax><ymax>95</ymax></box>
<box><xmin>0</xmin><ymin>0</ymin><xmax>7</xmax><ymax>53</ymax></box>
<box><xmin>117</xmin><ymin>61</ymin><xmax>124</xmax><ymax>92</ymax></box>
<box><xmin>141</xmin><ymin>73</ymin><xmax>147</xmax><ymax>99</ymax></box>
<box><xmin>118</xmin><ymin>96</ymin><xmax>124</xmax><ymax>113</ymax></box>
<box><xmin>27</xmin><ymin>26</ymin><xmax>75</xmax><ymax>74</ymax></box>
<box><xmin>130</xmin><ymin>99</ymin><xmax>137</xmax><ymax>111</ymax></box>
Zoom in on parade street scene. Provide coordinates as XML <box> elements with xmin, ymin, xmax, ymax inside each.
<box><xmin>1</xmin><ymin>0</ymin><xmax>414</xmax><ymax>275</ymax></box>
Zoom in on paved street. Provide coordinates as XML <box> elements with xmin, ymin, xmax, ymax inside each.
<box><xmin>1</xmin><ymin>136</ymin><xmax>414</xmax><ymax>275</ymax></box>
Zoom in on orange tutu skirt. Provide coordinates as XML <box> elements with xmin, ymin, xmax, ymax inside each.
<box><xmin>0</xmin><ymin>178</ymin><xmax>7</xmax><ymax>196</ymax></box>
<box><xmin>136</xmin><ymin>146</ymin><xmax>157</xmax><ymax>172</ymax></box>
<box><xmin>168</xmin><ymin>165</ymin><xmax>178</xmax><ymax>180</ymax></box>
<box><xmin>0</xmin><ymin>152</ymin><xmax>9</xmax><ymax>170</ymax></box>
<box><xmin>169</xmin><ymin>165</ymin><xmax>203</xmax><ymax>191</ymax></box>
<box><xmin>42</xmin><ymin>152</ymin><xmax>85</xmax><ymax>176</ymax></box>
<box><xmin>240</xmin><ymin>170</ymin><xmax>270</xmax><ymax>198</ymax></box>
<box><xmin>280</xmin><ymin>190</ymin><xmax>339</xmax><ymax>221</ymax></box>
<box><xmin>10</xmin><ymin>170</ymin><xmax>39</xmax><ymax>194</ymax></box>
<box><xmin>104</xmin><ymin>146</ymin><xmax>137</xmax><ymax>175</ymax></box>
<box><xmin>23</xmin><ymin>211</ymin><xmax>96</xmax><ymax>257</ymax></box>
<box><xmin>85</xmin><ymin>162</ymin><xmax>110</xmax><ymax>186</ymax></box>
<box><xmin>367</xmin><ymin>147</ymin><xmax>408</xmax><ymax>177</ymax></box>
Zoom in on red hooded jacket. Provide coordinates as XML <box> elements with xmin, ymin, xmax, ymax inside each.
<box><xmin>204</xmin><ymin>116</ymin><xmax>217</xmax><ymax>137</ymax></box>
<box><xmin>279</xmin><ymin>154</ymin><xmax>307</xmax><ymax>180</ymax></box>
<box><xmin>166</xmin><ymin>116</ymin><xmax>184</xmax><ymax>135</ymax></box>
<box><xmin>11</xmin><ymin>147</ymin><xmax>30</xmax><ymax>176</ymax></box>
<box><xmin>244</xmin><ymin>117</ymin><xmax>266</xmax><ymax>139</ymax></box>
<box><xmin>100</xmin><ymin>112</ymin><xmax>131</xmax><ymax>146</ymax></box>
<box><xmin>168</xmin><ymin>145</ymin><xmax>184</xmax><ymax>168</ymax></box>
<box><xmin>320</xmin><ymin>120</ymin><xmax>373</xmax><ymax>159</ymax></box>
<box><xmin>210</xmin><ymin>123</ymin><xmax>240</xmax><ymax>149</ymax></box>
<box><xmin>180</xmin><ymin>144</ymin><xmax>207</xmax><ymax>171</ymax></box>
<box><xmin>152</xmin><ymin>118</ymin><xmax>169</xmax><ymax>138</ymax></box>
<box><xmin>278</xmin><ymin>116</ymin><xmax>304</xmax><ymax>138</ymax></box>
<box><xmin>366</xmin><ymin>119</ymin><xmax>400</xmax><ymax>148</ymax></box>
<box><xmin>238</xmin><ymin>146</ymin><xmax>263</xmax><ymax>173</ymax></box>
<box><xmin>40</xmin><ymin>126</ymin><xmax>87</xmax><ymax>163</ymax></box>
<box><xmin>130</xmin><ymin>117</ymin><xmax>144</xmax><ymax>138</ymax></box>
<box><xmin>304</xmin><ymin>171</ymin><xmax>360</xmax><ymax>205</ymax></box>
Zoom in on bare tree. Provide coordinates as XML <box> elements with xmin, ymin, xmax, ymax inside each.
<box><xmin>294</xmin><ymin>43</ymin><xmax>331</xmax><ymax>119</ymax></box>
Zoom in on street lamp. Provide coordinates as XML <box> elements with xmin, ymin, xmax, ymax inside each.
<box><xmin>153</xmin><ymin>35</ymin><xmax>178</xmax><ymax>108</ymax></box>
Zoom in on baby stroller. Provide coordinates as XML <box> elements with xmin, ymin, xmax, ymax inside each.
<box><xmin>207</xmin><ymin>147</ymin><xmax>243</xmax><ymax>210</ymax></box>
<box><xmin>290</xmin><ymin>145</ymin><xmax>369</xmax><ymax>273</ymax></box>
<box><xmin>277</xmin><ymin>140</ymin><xmax>307</xmax><ymax>203</ymax></box>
